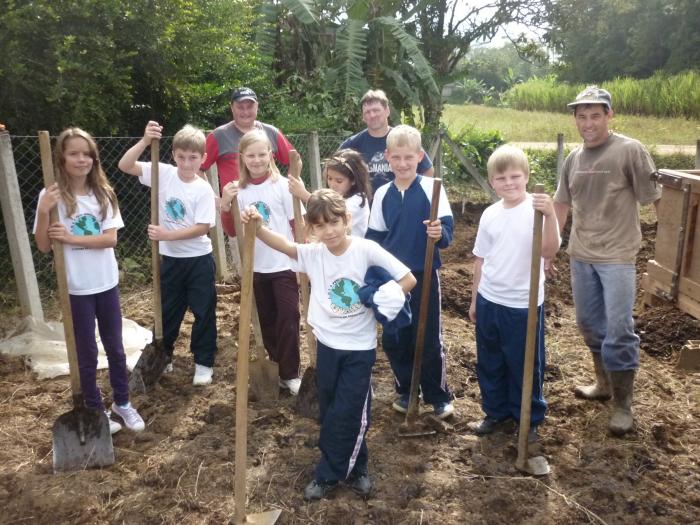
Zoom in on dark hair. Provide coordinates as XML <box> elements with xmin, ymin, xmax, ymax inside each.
<box><xmin>573</xmin><ymin>103</ymin><xmax>611</xmax><ymax>116</ymax></box>
<box><xmin>306</xmin><ymin>189</ymin><xmax>348</xmax><ymax>226</ymax></box>
<box><xmin>323</xmin><ymin>148</ymin><xmax>372</xmax><ymax>207</ymax></box>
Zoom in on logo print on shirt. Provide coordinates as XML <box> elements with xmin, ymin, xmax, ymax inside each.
<box><xmin>71</xmin><ymin>214</ymin><xmax>100</xmax><ymax>236</ymax></box>
<box><xmin>369</xmin><ymin>151</ymin><xmax>390</xmax><ymax>175</ymax></box>
<box><xmin>328</xmin><ymin>278</ymin><xmax>362</xmax><ymax>315</ymax></box>
<box><xmin>253</xmin><ymin>201</ymin><xmax>272</xmax><ymax>225</ymax></box>
<box><xmin>165</xmin><ymin>198</ymin><xmax>186</xmax><ymax>221</ymax></box>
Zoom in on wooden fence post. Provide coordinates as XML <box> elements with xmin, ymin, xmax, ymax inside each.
<box><xmin>696</xmin><ymin>139</ymin><xmax>699</xmax><ymax>169</ymax></box>
<box><xmin>307</xmin><ymin>132</ymin><xmax>323</xmax><ymax>191</ymax></box>
<box><xmin>556</xmin><ymin>132</ymin><xmax>565</xmax><ymax>186</ymax></box>
<box><xmin>0</xmin><ymin>131</ymin><xmax>44</xmax><ymax>320</ymax></box>
<box><xmin>205</xmin><ymin>165</ymin><xmax>232</xmax><ymax>282</ymax></box>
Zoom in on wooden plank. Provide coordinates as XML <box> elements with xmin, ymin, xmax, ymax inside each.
<box><xmin>679</xmin><ymin>277</ymin><xmax>700</xmax><ymax>303</ymax></box>
<box><xmin>0</xmin><ymin>131</ymin><xmax>44</xmax><ymax>320</ymax></box>
<box><xmin>556</xmin><ymin>133</ymin><xmax>564</xmax><ymax>186</ymax></box>
<box><xmin>677</xmin><ymin>293</ymin><xmax>700</xmax><ymax>322</ymax></box>
<box><xmin>442</xmin><ymin>134</ymin><xmax>497</xmax><ymax>201</ymax></box>
<box><xmin>655</xmin><ymin>187</ymin><xmax>685</xmax><ymax>269</ymax></box>
<box><xmin>646</xmin><ymin>259</ymin><xmax>674</xmax><ymax>286</ymax></box>
<box><xmin>205</xmin><ymin>165</ymin><xmax>231</xmax><ymax>282</ymax></box>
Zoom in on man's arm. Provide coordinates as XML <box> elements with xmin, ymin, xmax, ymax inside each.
<box><xmin>554</xmin><ymin>201</ymin><xmax>570</xmax><ymax>235</ymax></box>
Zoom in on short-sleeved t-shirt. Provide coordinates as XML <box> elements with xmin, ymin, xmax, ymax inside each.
<box><xmin>138</xmin><ymin>162</ymin><xmax>215</xmax><ymax>258</ymax></box>
<box><xmin>554</xmin><ymin>133</ymin><xmax>660</xmax><ymax>264</ymax></box>
<box><xmin>33</xmin><ymin>191</ymin><xmax>124</xmax><ymax>295</ymax></box>
<box><xmin>237</xmin><ymin>176</ymin><xmax>301</xmax><ymax>273</ymax></box>
<box><xmin>296</xmin><ymin>237</ymin><xmax>409</xmax><ymax>350</ymax></box>
<box><xmin>346</xmin><ymin>193</ymin><xmax>370</xmax><ymax>238</ymax></box>
<box><xmin>340</xmin><ymin>128</ymin><xmax>433</xmax><ymax>194</ymax></box>
<box><xmin>473</xmin><ymin>194</ymin><xmax>552</xmax><ymax>308</ymax></box>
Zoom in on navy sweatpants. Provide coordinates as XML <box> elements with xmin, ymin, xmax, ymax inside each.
<box><xmin>161</xmin><ymin>253</ymin><xmax>217</xmax><ymax>367</ymax></box>
<box><xmin>69</xmin><ymin>286</ymin><xmax>129</xmax><ymax>410</ymax></box>
<box><xmin>382</xmin><ymin>269</ymin><xmax>451</xmax><ymax>405</ymax></box>
<box><xmin>315</xmin><ymin>341</ymin><xmax>375</xmax><ymax>483</ymax></box>
<box><xmin>475</xmin><ymin>293</ymin><xmax>547</xmax><ymax>425</ymax></box>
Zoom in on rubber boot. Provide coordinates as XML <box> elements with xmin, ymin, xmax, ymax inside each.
<box><xmin>574</xmin><ymin>352</ymin><xmax>611</xmax><ymax>400</ymax></box>
<box><xmin>609</xmin><ymin>370</ymin><xmax>635</xmax><ymax>436</ymax></box>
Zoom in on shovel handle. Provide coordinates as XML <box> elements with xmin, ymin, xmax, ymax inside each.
<box><xmin>234</xmin><ymin>218</ymin><xmax>256</xmax><ymax>523</ymax></box>
<box><xmin>150</xmin><ymin>140</ymin><xmax>163</xmax><ymax>339</ymax></box>
<box><xmin>516</xmin><ymin>183</ymin><xmax>545</xmax><ymax>470</ymax></box>
<box><xmin>38</xmin><ymin>131</ymin><xmax>82</xmax><ymax>399</ymax></box>
<box><xmin>405</xmin><ymin>178</ymin><xmax>442</xmax><ymax>422</ymax></box>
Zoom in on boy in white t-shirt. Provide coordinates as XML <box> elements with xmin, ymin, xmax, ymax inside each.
<box><xmin>118</xmin><ymin>121</ymin><xmax>217</xmax><ymax>386</ymax></box>
<box><xmin>241</xmin><ymin>189</ymin><xmax>416</xmax><ymax>501</ymax></box>
<box><xmin>468</xmin><ymin>145</ymin><xmax>560</xmax><ymax>441</ymax></box>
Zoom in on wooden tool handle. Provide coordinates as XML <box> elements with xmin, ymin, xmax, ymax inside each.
<box><xmin>150</xmin><ymin>140</ymin><xmax>163</xmax><ymax>339</ymax></box>
<box><xmin>516</xmin><ymin>183</ymin><xmax>545</xmax><ymax>469</ymax></box>
<box><xmin>38</xmin><ymin>131</ymin><xmax>82</xmax><ymax>398</ymax></box>
<box><xmin>234</xmin><ymin>218</ymin><xmax>256</xmax><ymax>523</ymax></box>
<box><xmin>406</xmin><ymin>178</ymin><xmax>442</xmax><ymax>421</ymax></box>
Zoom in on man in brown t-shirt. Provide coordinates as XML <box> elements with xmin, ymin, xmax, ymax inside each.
<box><xmin>554</xmin><ymin>86</ymin><xmax>661</xmax><ymax>436</ymax></box>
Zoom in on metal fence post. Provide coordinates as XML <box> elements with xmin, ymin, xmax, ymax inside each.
<box><xmin>556</xmin><ymin>132</ymin><xmax>565</xmax><ymax>186</ymax></box>
<box><xmin>205</xmin><ymin>165</ymin><xmax>231</xmax><ymax>282</ymax></box>
<box><xmin>0</xmin><ymin>131</ymin><xmax>44</xmax><ymax>320</ymax></box>
<box><xmin>307</xmin><ymin>132</ymin><xmax>323</xmax><ymax>191</ymax></box>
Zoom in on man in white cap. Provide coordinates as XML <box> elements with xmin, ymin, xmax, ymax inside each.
<box><xmin>553</xmin><ymin>86</ymin><xmax>660</xmax><ymax>436</ymax></box>
<box><xmin>201</xmin><ymin>87</ymin><xmax>295</xmax><ymax>236</ymax></box>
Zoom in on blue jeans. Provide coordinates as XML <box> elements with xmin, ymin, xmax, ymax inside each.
<box><xmin>570</xmin><ymin>259</ymin><xmax>639</xmax><ymax>371</ymax></box>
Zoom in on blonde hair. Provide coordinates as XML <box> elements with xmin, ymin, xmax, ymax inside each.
<box><xmin>386</xmin><ymin>124</ymin><xmax>422</xmax><ymax>153</ymax></box>
<box><xmin>360</xmin><ymin>89</ymin><xmax>389</xmax><ymax>109</ymax></box>
<box><xmin>172</xmin><ymin>124</ymin><xmax>206</xmax><ymax>155</ymax></box>
<box><xmin>323</xmin><ymin>149</ymin><xmax>372</xmax><ymax>206</ymax></box>
<box><xmin>487</xmin><ymin>145</ymin><xmax>530</xmax><ymax>180</ymax></box>
<box><xmin>306</xmin><ymin>189</ymin><xmax>349</xmax><ymax>226</ymax></box>
<box><xmin>54</xmin><ymin>128</ymin><xmax>119</xmax><ymax>220</ymax></box>
<box><xmin>237</xmin><ymin>129</ymin><xmax>280</xmax><ymax>188</ymax></box>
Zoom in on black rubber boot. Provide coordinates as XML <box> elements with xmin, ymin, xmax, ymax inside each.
<box><xmin>574</xmin><ymin>352</ymin><xmax>612</xmax><ymax>400</ymax></box>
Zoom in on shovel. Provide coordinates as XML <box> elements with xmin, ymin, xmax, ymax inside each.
<box><xmin>287</xmin><ymin>150</ymin><xmax>318</xmax><ymax>419</ymax></box>
<box><xmin>231</xmin><ymin>197</ymin><xmax>279</xmax><ymax>403</ymax></box>
<box><xmin>234</xmin><ymin>218</ymin><xmax>282</xmax><ymax>524</ymax></box>
<box><xmin>39</xmin><ymin>131</ymin><xmax>114</xmax><ymax>473</ymax></box>
<box><xmin>129</xmin><ymin>139</ymin><xmax>168</xmax><ymax>393</ymax></box>
<box><xmin>399</xmin><ymin>179</ymin><xmax>443</xmax><ymax>438</ymax></box>
<box><xmin>515</xmin><ymin>183</ymin><xmax>550</xmax><ymax>476</ymax></box>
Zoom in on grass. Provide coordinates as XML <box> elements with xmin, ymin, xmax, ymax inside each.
<box><xmin>441</xmin><ymin>104</ymin><xmax>700</xmax><ymax>146</ymax></box>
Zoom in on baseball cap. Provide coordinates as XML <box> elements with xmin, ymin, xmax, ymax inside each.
<box><xmin>567</xmin><ymin>86</ymin><xmax>612</xmax><ymax>110</ymax></box>
<box><xmin>231</xmin><ymin>87</ymin><xmax>258</xmax><ymax>103</ymax></box>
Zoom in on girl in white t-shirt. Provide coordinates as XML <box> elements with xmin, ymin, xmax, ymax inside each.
<box><xmin>241</xmin><ymin>189</ymin><xmax>415</xmax><ymax>501</ymax></box>
<box><xmin>220</xmin><ymin>129</ymin><xmax>302</xmax><ymax>394</ymax></box>
<box><xmin>288</xmin><ymin>148</ymin><xmax>372</xmax><ymax>237</ymax></box>
<box><xmin>34</xmin><ymin>128</ymin><xmax>144</xmax><ymax>435</ymax></box>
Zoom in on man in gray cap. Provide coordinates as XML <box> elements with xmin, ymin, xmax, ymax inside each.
<box><xmin>553</xmin><ymin>86</ymin><xmax>660</xmax><ymax>436</ymax></box>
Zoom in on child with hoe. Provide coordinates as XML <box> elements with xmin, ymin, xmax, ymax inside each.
<box><xmin>242</xmin><ymin>188</ymin><xmax>416</xmax><ymax>499</ymax></box>
<box><xmin>288</xmin><ymin>148</ymin><xmax>373</xmax><ymax>237</ymax></box>
<box><xmin>220</xmin><ymin>130</ymin><xmax>302</xmax><ymax>394</ymax></box>
<box><xmin>366</xmin><ymin>124</ymin><xmax>455</xmax><ymax>418</ymax></box>
<box><xmin>118</xmin><ymin>121</ymin><xmax>217</xmax><ymax>386</ymax></box>
<box><xmin>34</xmin><ymin>127</ymin><xmax>145</xmax><ymax>434</ymax></box>
<box><xmin>468</xmin><ymin>145</ymin><xmax>560</xmax><ymax>440</ymax></box>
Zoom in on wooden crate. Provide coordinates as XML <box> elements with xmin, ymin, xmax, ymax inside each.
<box><xmin>643</xmin><ymin>168</ymin><xmax>700</xmax><ymax>319</ymax></box>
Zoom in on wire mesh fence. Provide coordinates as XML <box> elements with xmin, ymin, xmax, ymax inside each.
<box><xmin>0</xmin><ymin>132</ymin><xmax>354</xmax><ymax>309</ymax></box>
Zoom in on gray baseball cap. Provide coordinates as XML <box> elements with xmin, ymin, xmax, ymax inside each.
<box><xmin>567</xmin><ymin>86</ymin><xmax>612</xmax><ymax>110</ymax></box>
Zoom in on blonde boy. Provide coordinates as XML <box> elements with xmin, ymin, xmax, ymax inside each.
<box><xmin>366</xmin><ymin>125</ymin><xmax>455</xmax><ymax>418</ymax></box>
<box><xmin>118</xmin><ymin>121</ymin><xmax>217</xmax><ymax>386</ymax></box>
<box><xmin>468</xmin><ymin>145</ymin><xmax>560</xmax><ymax>439</ymax></box>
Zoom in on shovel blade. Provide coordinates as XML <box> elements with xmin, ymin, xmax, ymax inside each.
<box><xmin>249</xmin><ymin>356</ymin><xmax>279</xmax><ymax>403</ymax></box>
<box><xmin>295</xmin><ymin>366</ymin><xmax>319</xmax><ymax>420</ymax></box>
<box><xmin>516</xmin><ymin>455</ymin><xmax>550</xmax><ymax>476</ymax></box>
<box><xmin>244</xmin><ymin>509</ymin><xmax>282</xmax><ymax>524</ymax></box>
<box><xmin>129</xmin><ymin>338</ymin><xmax>169</xmax><ymax>393</ymax></box>
<box><xmin>52</xmin><ymin>408</ymin><xmax>114</xmax><ymax>473</ymax></box>
<box><xmin>398</xmin><ymin>417</ymin><xmax>437</xmax><ymax>438</ymax></box>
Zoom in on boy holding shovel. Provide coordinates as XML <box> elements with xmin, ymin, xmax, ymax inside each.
<box><xmin>468</xmin><ymin>145</ymin><xmax>560</xmax><ymax>441</ymax></box>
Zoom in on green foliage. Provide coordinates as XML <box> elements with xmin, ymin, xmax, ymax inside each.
<box><xmin>502</xmin><ymin>71</ymin><xmax>700</xmax><ymax>120</ymax></box>
<box><xmin>442</xmin><ymin>127</ymin><xmax>504</xmax><ymax>185</ymax></box>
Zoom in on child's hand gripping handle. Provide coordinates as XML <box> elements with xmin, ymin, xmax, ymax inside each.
<box><xmin>150</xmin><ymin>139</ymin><xmax>163</xmax><ymax>339</ymax></box>
<box><xmin>38</xmin><ymin>131</ymin><xmax>82</xmax><ymax>398</ymax></box>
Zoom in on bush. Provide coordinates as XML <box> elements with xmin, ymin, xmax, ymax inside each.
<box><xmin>441</xmin><ymin>127</ymin><xmax>504</xmax><ymax>187</ymax></box>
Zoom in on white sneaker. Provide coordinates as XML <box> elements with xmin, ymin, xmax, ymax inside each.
<box><xmin>105</xmin><ymin>411</ymin><xmax>122</xmax><ymax>435</ymax></box>
<box><xmin>193</xmin><ymin>364</ymin><xmax>213</xmax><ymax>386</ymax></box>
<box><xmin>279</xmin><ymin>377</ymin><xmax>301</xmax><ymax>395</ymax></box>
<box><xmin>111</xmin><ymin>402</ymin><xmax>146</xmax><ymax>432</ymax></box>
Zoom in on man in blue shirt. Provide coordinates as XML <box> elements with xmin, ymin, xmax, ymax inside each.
<box><xmin>340</xmin><ymin>89</ymin><xmax>434</xmax><ymax>195</ymax></box>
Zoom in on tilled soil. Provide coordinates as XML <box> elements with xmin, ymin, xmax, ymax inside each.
<box><xmin>0</xmin><ymin>206</ymin><xmax>698</xmax><ymax>524</ymax></box>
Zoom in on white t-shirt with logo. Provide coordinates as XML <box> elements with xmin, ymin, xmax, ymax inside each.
<box><xmin>346</xmin><ymin>193</ymin><xmax>370</xmax><ymax>238</ymax></box>
<box><xmin>237</xmin><ymin>176</ymin><xmax>301</xmax><ymax>273</ymax></box>
<box><xmin>138</xmin><ymin>162</ymin><xmax>215</xmax><ymax>258</ymax></box>
<box><xmin>33</xmin><ymin>190</ymin><xmax>124</xmax><ymax>296</ymax></box>
<box><xmin>296</xmin><ymin>237</ymin><xmax>410</xmax><ymax>350</ymax></box>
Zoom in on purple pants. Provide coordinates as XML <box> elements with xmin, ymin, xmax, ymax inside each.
<box><xmin>69</xmin><ymin>286</ymin><xmax>129</xmax><ymax>410</ymax></box>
